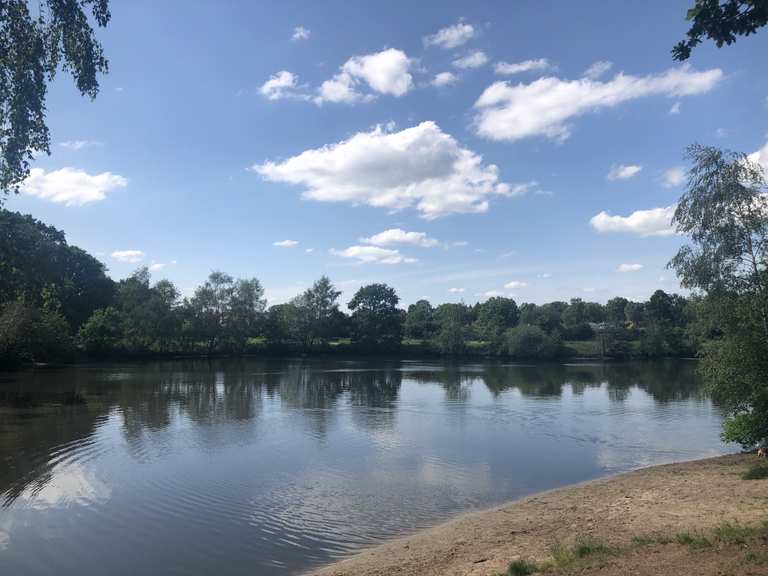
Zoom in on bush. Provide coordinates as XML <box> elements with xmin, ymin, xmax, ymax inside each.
<box><xmin>506</xmin><ymin>325</ymin><xmax>562</xmax><ymax>360</ymax></box>
<box><xmin>562</xmin><ymin>322</ymin><xmax>594</xmax><ymax>341</ymax></box>
<box><xmin>506</xmin><ymin>559</ymin><xmax>539</xmax><ymax>575</ymax></box>
<box><xmin>0</xmin><ymin>300</ymin><xmax>74</xmax><ymax>367</ymax></box>
<box><xmin>78</xmin><ymin>307</ymin><xmax>124</xmax><ymax>355</ymax></box>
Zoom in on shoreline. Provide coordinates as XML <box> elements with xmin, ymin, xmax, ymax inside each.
<box><xmin>304</xmin><ymin>454</ymin><xmax>766</xmax><ymax>576</ymax></box>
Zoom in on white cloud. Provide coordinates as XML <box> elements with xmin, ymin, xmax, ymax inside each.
<box><xmin>149</xmin><ymin>260</ymin><xmax>177</xmax><ymax>272</ymax></box>
<box><xmin>305</xmin><ymin>248</ymin><xmax>314</xmax><ymax>253</ymax></box>
<box><xmin>111</xmin><ymin>250</ymin><xmax>144</xmax><ymax>263</ymax></box>
<box><xmin>670</xmin><ymin>101</ymin><xmax>681</xmax><ymax>114</ymax></box>
<box><xmin>424</xmin><ymin>21</ymin><xmax>475</xmax><ymax>49</ymax></box>
<box><xmin>504</xmin><ymin>280</ymin><xmax>528</xmax><ymax>289</ymax></box>
<box><xmin>315</xmin><ymin>48</ymin><xmax>413</xmax><ymax>104</ymax></box>
<box><xmin>538</xmin><ymin>273</ymin><xmax>552</xmax><ymax>279</ymax></box>
<box><xmin>431</xmin><ymin>71</ymin><xmax>458</xmax><ymax>87</ymax></box>
<box><xmin>259</xmin><ymin>70</ymin><xmax>307</xmax><ymax>101</ymax></box>
<box><xmin>315</xmin><ymin>72</ymin><xmax>365</xmax><ymax>104</ymax></box>
<box><xmin>716</xmin><ymin>127</ymin><xmax>728</xmax><ymax>138</ymax></box>
<box><xmin>590</xmin><ymin>205</ymin><xmax>676</xmax><ymax>237</ymax></box>
<box><xmin>21</xmin><ymin>167</ymin><xmax>127</xmax><ymax>205</ymax></box>
<box><xmin>361</xmin><ymin>228</ymin><xmax>438</xmax><ymax>248</ymax></box>
<box><xmin>583</xmin><ymin>60</ymin><xmax>613</xmax><ymax>79</ymax></box>
<box><xmin>274</xmin><ymin>239</ymin><xmax>299</xmax><ymax>247</ymax></box>
<box><xmin>494</xmin><ymin>58</ymin><xmax>551</xmax><ymax>75</ymax></box>
<box><xmin>617</xmin><ymin>263</ymin><xmax>644</xmax><ymax>273</ymax></box>
<box><xmin>473</xmin><ymin>65</ymin><xmax>722</xmax><ymax>142</ymax></box>
<box><xmin>661</xmin><ymin>166</ymin><xmax>686</xmax><ymax>188</ymax></box>
<box><xmin>448</xmin><ymin>287</ymin><xmax>465</xmax><ymax>293</ymax></box>
<box><xmin>331</xmin><ymin>245</ymin><xmax>416</xmax><ymax>264</ymax></box>
<box><xmin>59</xmin><ymin>140</ymin><xmax>101</xmax><ymax>151</ymax></box>
<box><xmin>292</xmin><ymin>26</ymin><xmax>310</xmax><ymax>40</ymax></box>
<box><xmin>607</xmin><ymin>164</ymin><xmax>642</xmax><ymax>180</ymax></box>
<box><xmin>452</xmin><ymin>240</ymin><xmax>469</xmax><ymax>247</ymax></box>
<box><xmin>452</xmin><ymin>50</ymin><xmax>488</xmax><ymax>69</ymax></box>
<box><xmin>748</xmin><ymin>139</ymin><xmax>768</xmax><ymax>173</ymax></box>
<box><xmin>253</xmin><ymin>121</ymin><xmax>514</xmax><ymax>219</ymax></box>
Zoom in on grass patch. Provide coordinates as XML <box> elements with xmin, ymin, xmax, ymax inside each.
<box><xmin>714</xmin><ymin>521</ymin><xmax>768</xmax><ymax>544</ymax></box>
<box><xmin>745</xmin><ymin>550</ymin><xmax>768</xmax><ymax>565</ymax></box>
<box><xmin>548</xmin><ymin>537</ymin><xmax>612</xmax><ymax>568</ymax></box>
<box><xmin>742</xmin><ymin>464</ymin><xmax>768</xmax><ymax>480</ymax></box>
<box><xmin>674</xmin><ymin>531</ymin><xmax>712</xmax><ymax>548</ymax></box>
<box><xmin>505</xmin><ymin>559</ymin><xmax>540</xmax><ymax>576</ymax></box>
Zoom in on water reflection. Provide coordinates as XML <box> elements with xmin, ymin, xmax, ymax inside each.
<box><xmin>0</xmin><ymin>359</ymin><xmax>728</xmax><ymax>576</ymax></box>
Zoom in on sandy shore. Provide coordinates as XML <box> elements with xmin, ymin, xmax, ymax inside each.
<box><xmin>306</xmin><ymin>454</ymin><xmax>768</xmax><ymax>576</ymax></box>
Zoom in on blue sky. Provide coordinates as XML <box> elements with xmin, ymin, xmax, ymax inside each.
<box><xmin>8</xmin><ymin>0</ymin><xmax>768</xmax><ymax>307</ymax></box>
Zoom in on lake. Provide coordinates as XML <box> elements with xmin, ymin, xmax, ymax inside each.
<box><xmin>0</xmin><ymin>358</ymin><xmax>730</xmax><ymax>575</ymax></box>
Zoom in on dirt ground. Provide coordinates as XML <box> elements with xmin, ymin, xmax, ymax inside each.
<box><xmin>305</xmin><ymin>454</ymin><xmax>768</xmax><ymax>576</ymax></box>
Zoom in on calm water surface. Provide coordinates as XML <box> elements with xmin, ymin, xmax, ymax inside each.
<box><xmin>0</xmin><ymin>359</ymin><xmax>730</xmax><ymax>575</ymax></box>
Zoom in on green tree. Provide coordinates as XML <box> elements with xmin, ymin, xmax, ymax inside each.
<box><xmin>673</xmin><ymin>0</ymin><xmax>768</xmax><ymax>61</ymax></box>
<box><xmin>78</xmin><ymin>306</ymin><xmax>122</xmax><ymax>355</ymax></box>
<box><xmin>227</xmin><ymin>278</ymin><xmax>266</xmax><ymax>351</ymax></box>
<box><xmin>0</xmin><ymin>299</ymin><xmax>74</xmax><ymax>366</ymax></box>
<box><xmin>1</xmin><ymin>0</ymin><xmax>111</xmax><ymax>196</ymax></box>
<box><xmin>506</xmin><ymin>324</ymin><xmax>561</xmax><ymax>360</ymax></box>
<box><xmin>187</xmin><ymin>271</ymin><xmax>264</xmax><ymax>352</ymax></box>
<box><xmin>188</xmin><ymin>271</ymin><xmax>234</xmax><ymax>352</ymax></box>
<box><xmin>477</xmin><ymin>296</ymin><xmax>519</xmax><ymax>353</ymax></box>
<box><xmin>404</xmin><ymin>299</ymin><xmax>435</xmax><ymax>340</ymax></box>
<box><xmin>0</xmin><ymin>209</ymin><xmax>114</xmax><ymax>327</ymax></box>
<box><xmin>433</xmin><ymin>303</ymin><xmax>465</xmax><ymax>354</ymax></box>
<box><xmin>303</xmin><ymin>276</ymin><xmax>342</xmax><ymax>345</ymax></box>
<box><xmin>264</xmin><ymin>303</ymin><xmax>298</xmax><ymax>347</ymax></box>
<box><xmin>670</xmin><ymin>144</ymin><xmax>768</xmax><ymax>447</ymax></box>
<box><xmin>348</xmin><ymin>283</ymin><xmax>402</xmax><ymax>351</ymax></box>
<box><xmin>606</xmin><ymin>297</ymin><xmax>630</xmax><ymax>324</ymax></box>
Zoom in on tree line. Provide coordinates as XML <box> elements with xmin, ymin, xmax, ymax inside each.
<box><xmin>0</xmin><ymin>207</ymin><xmax>705</xmax><ymax>367</ymax></box>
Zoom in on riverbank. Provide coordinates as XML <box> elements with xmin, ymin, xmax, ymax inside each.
<box><xmin>306</xmin><ymin>454</ymin><xmax>768</xmax><ymax>576</ymax></box>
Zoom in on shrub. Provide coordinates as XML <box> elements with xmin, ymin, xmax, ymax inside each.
<box><xmin>79</xmin><ymin>307</ymin><xmax>124</xmax><ymax>355</ymax></box>
<box><xmin>506</xmin><ymin>325</ymin><xmax>562</xmax><ymax>360</ymax></box>
<box><xmin>506</xmin><ymin>559</ymin><xmax>539</xmax><ymax>575</ymax></box>
<box><xmin>0</xmin><ymin>300</ymin><xmax>74</xmax><ymax>367</ymax></box>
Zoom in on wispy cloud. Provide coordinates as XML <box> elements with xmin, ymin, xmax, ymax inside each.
<box><xmin>424</xmin><ymin>21</ymin><xmax>475</xmax><ymax>49</ymax></box>
<box><xmin>583</xmin><ymin>60</ymin><xmax>613</xmax><ymax>80</ymax></box>
<box><xmin>331</xmin><ymin>245</ymin><xmax>416</xmax><ymax>264</ymax></box>
<box><xmin>431</xmin><ymin>72</ymin><xmax>459</xmax><ymax>87</ymax></box>
<box><xmin>452</xmin><ymin>50</ymin><xmax>488</xmax><ymax>69</ymax></box>
<box><xmin>292</xmin><ymin>26</ymin><xmax>310</xmax><ymax>40</ymax></box>
<box><xmin>661</xmin><ymin>166</ymin><xmax>686</xmax><ymax>188</ymax></box>
<box><xmin>361</xmin><ymin>228</ymin><xmax>439</xmax><ymax>248</ymax></box>
<box><xmin>59</xmin><ymin>140</ymin><xmax>102</xmax><ymax>151</ymax></box>
<box><xmin>607</xmin><ymin>164</ymin><xmax>642</xmax><ymax>180</ymax></box>
<box><xmin>111</xmin><ymin>250</ymin><xmax>144</xmax><ymax>263</ymax></box>
<box><xmin>473</xmin><ymin>65</ymin><xmax>722</xmax><ymax>142</ymax></box>
<box><xmin>494</xmin><ymin>58</ymin><xmax>550</xmax><ymax>75</ymax></box>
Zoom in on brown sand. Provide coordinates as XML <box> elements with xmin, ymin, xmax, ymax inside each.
<box><xmin>306</xmin><ymin>454</ymin><xmax>768</xmax><ymax>576</ymax></box>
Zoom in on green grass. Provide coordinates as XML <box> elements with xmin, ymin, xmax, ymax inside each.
<box><xmin>505</xmin><ymin>559</ymin><xmax>540</xmax><ymax>576</ymax></box>
<box><xmin>742</xmin><ymin>464</ymin><xmax>768</xmax><ymax>480</ymax></box>
<box><xmin>548</xmin><ymin>538</ymin><xmax>612</xmax><ymax>569</ymax></box>
<box><xmin>674</xmin><ymin>531</ymin><xmax>712</xmax><ymax>548</ymax></box>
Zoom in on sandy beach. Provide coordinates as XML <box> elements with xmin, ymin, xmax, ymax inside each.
<box><xmin>306</xmin><ymin>454</ymin><xmax>768</xmax><ymax>576</ymax></box>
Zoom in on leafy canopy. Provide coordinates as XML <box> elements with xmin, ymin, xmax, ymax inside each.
<box><xmin>1</xmin><ymin>0</ymin><xmax>110</xmax><ymax>196</ymax></box>
<box><xmin>673</xmin><ymin>0</ymin><xmax>768</xmax><ymax>60</ymax></box>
